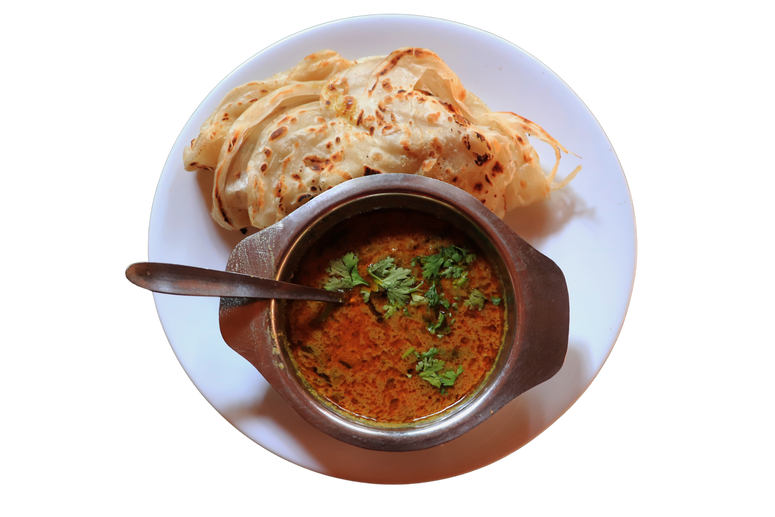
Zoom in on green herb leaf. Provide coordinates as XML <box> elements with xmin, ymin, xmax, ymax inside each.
<box><xmin>463</xmin><ymin>289</ymin><xmax>486</xmax><ymax>311</ymax></box>
<box><xmin>419</xmin><ymin>371</ymin><xmax>442</xmax><ymax>388</ymax></box>
<box><xmin>415</xmin><ymin>246</ymin><xmax>475</xmax><ymax>281</ymax></box>
<box><xmin>439</xmin><ymin>365</ymin><xmax>464</xmax><ymax>387</ymax></box>
<box><xmin>324</xmin><ymin>253</ymin><xmax>369</xmax><ymax>291</ymax></box>
<box><xmin>382</xmin><ymin>302</ymin><xmax>401</xmax><ymax>319</ymax></box>
<box><xmin>427</xmin><ymin>312</ymin><xmax>451</xmax><ymax>335</ymax></box>
<box><xmin>368</xmin><ymin>257</ymin><xmax>423</xmax><ymax>308</ymax></box>
<box><xmin>427</xmin><ymin>312</ymin><xmax>444</xmax><ymax>334</ymax></box>
<box><xmin>414</xmin><ymin>348</ymin><xmax>463</xmax><ymax>390</ymax></box>
<box><xmin>453</xmin><ymin>271</ymin><xmax>469</xmax><ymax>288</ymax></box>
<box><xmin>425</xmin><ymin>283</ymin><xmax>442</xmax><ymax>307</ymax></box>
<box><xmin>417</xmin><ymin>350</ymin><xmax>436</xmax><ymax>366</ymax></box>
<box><xmin>419</xmin><ymin>253</ymin><xmax>445</xmax><ymax>280</ymax></box>
<box><xmin>410</xmin><ymin>293</ymin><xmax>428</xmax><ymax>306</ymax></box>
<box><xmin>491</xmin><ymin>297</ymin><xmax>501</xmax><ymax>306</ymax></box>
<box><xmin>412</xmin><ymin>246</ymin><xmax>479</xmax><ymax>336</ymax></box>
<box><xmin>441</xmin><ymin>265</ymin><xmax>465</xmax><ymax>279</ymax></box>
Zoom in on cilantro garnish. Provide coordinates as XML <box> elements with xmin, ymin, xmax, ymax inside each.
<box><xmin>463</xmin><ymin>289</ymin><xmax>486</xmax><ymax>311</ymax></box>
<box><xmin>441</xmin><ymin>265</ymin><xmax>465</xmax><ymax>279</ymax></box>
<box><xmin>413</xmin><ymin>348</ymin><xmax>464</xmax><ymax>390</ymax></box>
<box><xmin>324</xmin><ymin>253</ymin><xmax>369</xmax><ymax>291</ymax></box>
<box><xmin>426</xmin><ymin>312</ymin><xmax>448</xmax><ymax>335</ymax></box>
<box><xmin>424</xmin><ymin>283</ymin><xmax>449</xmax><ymax>309</ymax></box>
<box><xmin>453</xmin><ymin>271</ymin><xmax>469</xmax><ymax>288</ymax></box>
<box><xmin>367</xmin><ymin>257</ymin><xmax>423</xmax><ymax>309</ymax></box>
<box><xmin>415</xmin><ymin>245</ymin><xmax>476</xmax><ymax>281</ymax></box>
<box><xmin>418</xmin><ymin>253</ymin><xmax>445</xmax><ymax>280</ymax></box>
<box><xmin>381</xmin><ymin>301</ymin><xmax>407</xmax><ymax>318</ymax></box>
<box><xmin>412</xmin><ymin>245</ymin><xmax>477</xmax><ymax>335</ymax></box>
<box><xmin>410</xmin><ymin>293</ymin><xmax>428</xmax><ymax>306</ymax></box>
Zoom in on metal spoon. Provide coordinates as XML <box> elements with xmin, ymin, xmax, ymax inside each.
<box><xmin>125</xmin><ymin>262</ymin><xmax>345</xmax><ymax>303</ymax></box>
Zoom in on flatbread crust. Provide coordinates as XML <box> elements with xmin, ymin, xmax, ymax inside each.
<box><xmin>185</xmin><ymin>48</ymin><xmax>579</xmax><ymax>230</ymax></box>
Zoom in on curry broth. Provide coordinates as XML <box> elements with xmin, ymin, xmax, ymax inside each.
<box><xmin>285</xmin><ymin>210</ymin><xmax>505</xmax><ymax>424</ymax></box>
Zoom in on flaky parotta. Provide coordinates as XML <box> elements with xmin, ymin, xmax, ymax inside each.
<box><xmin>184</xmin><ymin>48</ymin><xmax>580</xmax><ymax>231</ymax></box>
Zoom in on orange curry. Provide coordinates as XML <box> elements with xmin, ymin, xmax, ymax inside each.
<box><xmin>285</xmin><ymin>210</ymin><xmax>505</xmax><ymax>424</ymax></box>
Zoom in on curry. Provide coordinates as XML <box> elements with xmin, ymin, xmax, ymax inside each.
<box><xmin>285</xmin><ymin>209</ymin><xmax>505</xmax><ymax>424</ymax></box>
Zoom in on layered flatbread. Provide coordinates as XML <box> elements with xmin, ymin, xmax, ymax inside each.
<box><xmin>184</xmin><ymin>48</ymin><xmax>579</xmax><ymax>230</ymax></box>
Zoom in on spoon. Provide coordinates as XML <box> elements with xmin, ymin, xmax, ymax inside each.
<box><xmin>125</xmin><ymin>262</ymin><xmax>345</xmax><ymax>303</ymax></box>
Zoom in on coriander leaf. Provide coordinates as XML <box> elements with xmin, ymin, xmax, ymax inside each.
<box><xmin>453</xmin><ymin>272</ymin><xmax>469</xmax><ymax>288</ymax></box>
<box><xmin>382</xmin><ymin>302</ymin><xmax>401</xmax><ymax>319</ymax></box>
<box><xmin>441</xmin><ymin>265</ymin><xmax>465</xmax><ymax>279</ymax></box>
<box><xmin>423</xmin><ymin>283</ymin><xmax>451</xmax><ymax>310</ymax></box>
<box><xmin>440</xmin><ymin>365</ymin><xmax>464</xmax><ymax>387</ymax></box>
<box><xmin>368</xmin><ymin>257</ymin><xmax>423</xmax><ymax>307</ymax></box>
<box><xmin>410</xmin><ymin>293</ymin><xmax>428</xmax><ymax>306</ymax></box>
<box><xmin>416</xmin><ymin>347</ymin><xmax>440</xmax><ymax>367</ymax></box>
<box><xmin>416</xmin><ymin>245</ymin><xmax>476</xmax><ymax>282</ymax></box>
<box><xmin>420</xmin><ymin>347</ymin><xmax>439</xmax><ymax>359</ymax></box>
<box><xmin>425</xmin><ymin>283</ymin><xmax>442</xmax><ymax>306</ymax></box>
<box><xmin>491</xmin><ymin>297</ymin><xmax>501</xmax><ymax>306</ymax></box>
<box><xmin>442</xmin><ymin>245</ymin><xmax>475</xmax><ymax>266</ymax></box>
<box><xmin>463</xmin><ymin>289</ymin><xmax>486</xmax><ymax>311</ymax></box>
<box><xmin>418</xmin><ymin>360</ymin><xmax>445</xmax><ymax>375</ymax></box>
<box><xmin>324</xmin><ymin>277</ymin><xmax>349</xmax><ymax>290</ymax></box>
<box><xmin>427</xmin><ymin>312</ymin><xmax>444</xmax><ymax>334</ymax></box>
<box><xmin>414</xmin><ymin>348</ymin><xmax>463</xmax><ymax>390</ymax></box>
<box><xmin>368</xmin><ymin>256</ymin><xmax>395</xmax><ymax>278</ymax></box>
<box><xmin>416</xmin><ymin>348</ymin><xmax>444</xmax><ymax>376</ymax></box>
<box><xmin>419</xmin><ymin>253</ymin><xmax>445</xmax><ymax>280</ymax></box>
<box><xmin>443</xmin><ymin>246</ymin><xmax>463</xmax><ymax>264</ymax></box>
<box><xmin>419</xmin><ymin>371</ymin><xmax>442</xmax><ymax>388</ymax></box>
<box><xmin>427</xmin><ymin>312</ymin><xmax>451</xmax><ymax>335</ymax></box>
<box><xmin>324</xmin><ymin>253</ymin><xmax>369</xmax><ymax>291</ymax></box>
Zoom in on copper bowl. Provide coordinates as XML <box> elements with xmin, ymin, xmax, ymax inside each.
<box><xmin>218</xmin><ymin>174</ymin><xmax>569</xmax><ymax>451</ymax></box>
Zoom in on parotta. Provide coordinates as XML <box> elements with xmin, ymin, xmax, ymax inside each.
<box><xmin>183</xmin><ymin>48</ymin><xmax>580</xmax><ymax>231</ymax></box>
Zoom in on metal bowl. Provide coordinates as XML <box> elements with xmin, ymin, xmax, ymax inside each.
<box><xmin>218</xmin><ymin>174</ymin><xmax>569</xmax><ymax>451</ymax></box>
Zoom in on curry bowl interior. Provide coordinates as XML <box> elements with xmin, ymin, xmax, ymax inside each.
<box><xmin>271</xmin><ymin>192</ymin><xmax>518</xmax><ymax>431</ymax></box>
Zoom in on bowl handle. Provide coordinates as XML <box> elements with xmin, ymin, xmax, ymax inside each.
<box><xmin>218</xmin><ymin>216</ymin><xmax>304</xmax><ymax>382</ymax></box>
<box><xmin>495</xmin><ymin>225</ymin><xmax>570</xmax><ymax>407</ymax></box>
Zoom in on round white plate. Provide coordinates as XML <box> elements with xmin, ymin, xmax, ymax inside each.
<box><xmin>149</xmin><ymin>14</ymin><xmax>635</xmax><ymax>483</ymax></box>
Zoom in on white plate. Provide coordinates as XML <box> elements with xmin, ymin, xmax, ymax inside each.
<box><xmin>149</xmin><ymin>14</ymin><xmax>635</xmax><ymax>483</ymax></box>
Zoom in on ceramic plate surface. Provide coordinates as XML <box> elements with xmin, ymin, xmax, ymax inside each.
<box><xmin>149</xmin><ymin>14</ymin><xmax>635</xmax><ymax>483</ymax></box>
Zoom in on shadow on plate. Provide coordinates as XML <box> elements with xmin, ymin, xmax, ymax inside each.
<box><xmin>503</xmin><ymin>186</ymin><xmax>594</xmax><ymax>248</ymax></box>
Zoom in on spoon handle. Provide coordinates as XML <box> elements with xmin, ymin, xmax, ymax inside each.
<box><xmin>125</xmin><ymin>262</ymin><xmax>344</xmax><ymax>303</ymax></box>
